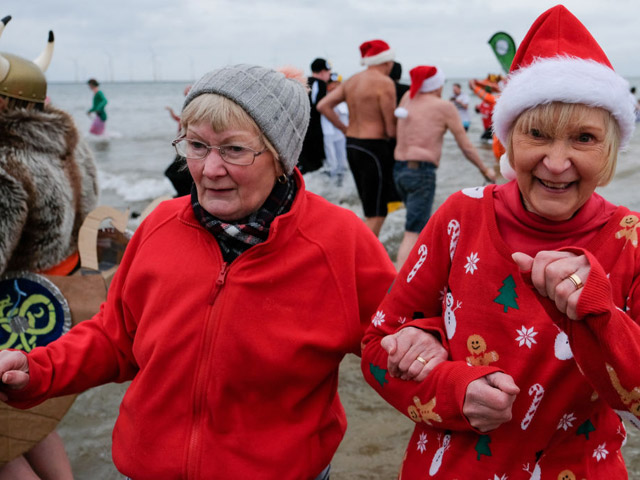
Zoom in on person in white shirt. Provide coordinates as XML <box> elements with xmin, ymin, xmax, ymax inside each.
<box><xmin>320</xmin><ymin>76</ymin><xmax>349</xmax><ymax>182</ymax></box>
<box><xmin>450</xmin><ymin>82</ymin><xmax>471</xmax><ymax>131</ymax></box>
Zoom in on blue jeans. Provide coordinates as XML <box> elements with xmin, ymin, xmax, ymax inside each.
<box><xmin>315</xmin><ymin>464</ymin><xmax>331</xmax><ymax>480</ymax></box>
<box><xmin>394</xmin><ymin>161</ymin><xmax>437</xmax><ymax>233</ymax></box>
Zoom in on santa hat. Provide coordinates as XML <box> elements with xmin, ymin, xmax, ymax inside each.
<box><xmin>493</xmin><ymin>5</ymin><xmax>635</xmax><ymax>149</ymax></box>
<box><xmin>409</xmin><ymin>65</ymin><xmax>445</xmax><ymax>98</ymax></box>
<box><xmin>359</xmin><ymin>39</ymin><xmax>395</xmax><ymax>66</ymax></box>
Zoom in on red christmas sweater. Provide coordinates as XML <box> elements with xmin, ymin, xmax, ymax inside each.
<box><xmin>362</xmin><ymin>183</ymin><xmax>640</xmax><ymax>479</ymax></box>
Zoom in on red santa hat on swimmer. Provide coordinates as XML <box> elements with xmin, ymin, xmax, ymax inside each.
<box><xmin>493</xmin><ymin>5</ymin><xmax>636</xmax><ymax>153</ymax></box>
<box><xmin>409</xmin><ymin>65</ymin><xmax>445</xmax><ymax>98</ymax></box>
<box><xmin>394</xmin><ymin>65</ymin><xmax>446</xmax><ymax>119</ymax></box>
<box><xmin>359</xmin><ymin>39</ymin><xmax>395</xmax><ymax>66</ymax></box>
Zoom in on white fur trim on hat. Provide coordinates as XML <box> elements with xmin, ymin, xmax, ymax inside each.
<box><xmin>361</xmin><ymin>48</ymin><xmax>395</xmax><ymax>66</ymax></box>
<box><xmin>419</xmin><ymin>68</ymin><xmax>445</xmax><ymax>93</ymax></box>
<box><xmin>499</xmin><ymin>153</ymin><xmax>517</xmax><ymax>181</ymax></box>
<box><xmin>493</xmin><ymin>56</ymin><xmax>636</xmax><ymax>149</ymax></box>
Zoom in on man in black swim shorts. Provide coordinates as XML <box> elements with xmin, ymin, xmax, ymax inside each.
<box><xmin>317</xmin><ymin>39</ymin><xmax>398</xmax><ymax>237</ymax></box>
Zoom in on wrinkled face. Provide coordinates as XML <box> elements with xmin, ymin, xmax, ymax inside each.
<box><xmin>186</xmin><ymin>123</ymin><xmax>280</xmax><ymax>221</ymax></box>
<box><xmin>511</xmin><ymin>107</ymin><xmax>609</xmax><ymax>221</ymax></box>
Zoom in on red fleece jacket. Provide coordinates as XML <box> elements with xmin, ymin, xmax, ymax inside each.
<box><xmin>8</xmin><ymin>170</ymin><xmax>396</xmax><ymax>480</ymax></box>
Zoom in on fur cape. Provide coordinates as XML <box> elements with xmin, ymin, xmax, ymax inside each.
<box><xmin>0</xmin><ymin>105</ymin><xmax>98</xmax><ymax>274</ymax></box>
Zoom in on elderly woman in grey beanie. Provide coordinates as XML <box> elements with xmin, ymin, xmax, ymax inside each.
<box><xmin>0</xmin><ymin>64</ymin><xmax>442</xmax><ymax>480</ymax></box>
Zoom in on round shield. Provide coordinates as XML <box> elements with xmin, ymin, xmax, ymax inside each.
<box><xmin>0</xmin><ymin>272</ymin><xmax>71</xmax><ymax>352</ymax></box>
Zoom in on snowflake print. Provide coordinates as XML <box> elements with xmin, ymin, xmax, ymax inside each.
<box><xmin>593</xmin><ymin>443</ymin><xmax>608</xmax><ymax>462</ymax></box>
<box><xmin>372</xmin><ymin>311</ymin><xmax>385</xmax><ymax>327</ymax></box>
<box><xmin>398</xmin><ymin>316</ymin><xmax>407</xmax><ymax>325</ymax></box>
<box><xmin>515</xmin><ymin>326</ymin><xmax>538</xmax><ymax>348</ymax></box>
<box><xmin>464</xmin><ymin>252</ymin><xmax>480</xmax><ymax>274</ymax></box>
<box><xmin>417</xmin><ymin>432</ymin><xmax>428</xmax><ymax>453</ymax></box>
<box><xmin>489</xmin><ymin>475</ymin><xmax>508</xmax><ymax>480</ymax></box>
<box><xmin>557</xmin><ymin>412</ymin><xmax>576</xmax><ymax>431</ymax></box>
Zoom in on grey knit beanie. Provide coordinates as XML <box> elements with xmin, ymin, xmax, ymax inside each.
<box><xmin>183</xmin><ymin>64</ymin><xmax>310</xmax><ymax>174</ymax></box>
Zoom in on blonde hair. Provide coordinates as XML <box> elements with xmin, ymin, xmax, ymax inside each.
<box><xmin>180</xmin><ymin>93</ymin><xmax>279</xmax><ymax>162</ymax></box>
<box><xmin>506</xmin><ymin>102</ymin><xmax>620</xmax><ymax>186</ymax></box>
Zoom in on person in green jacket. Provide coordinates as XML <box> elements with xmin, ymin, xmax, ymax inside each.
<box><xmin>87</xmin><ymin>78</ymin><xmax>107</xmax><ymax>135</ymax></box>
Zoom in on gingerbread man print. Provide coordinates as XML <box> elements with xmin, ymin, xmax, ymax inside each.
<box><xmin>407</xmin><ymin>396</ymin><xmax>443</xmax><ymax>426</ymax></box>
<box><xmin>614</xmin><ymin>214</ymin><xmax>639</xmax><ymax>247</ymax></box>
<box><xmin>465</xmin><ymin>334</ymin><xmax>499</xmax><ymax>366</ymax></box>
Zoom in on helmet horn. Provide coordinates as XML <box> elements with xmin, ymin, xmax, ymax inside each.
<box><xmin>33</xmin><ymin>30</ymin><xmax>54</xmax><ymax>72</ymax></box>
<box><xmin>0</xmin><ymin>16</ymin><xmax>11</xmax><ymax>81</ymax></box>
<box><xmin>0</xmin><ymin>15</ymin><xmax>11</xmax><ymax>36</ymax></box>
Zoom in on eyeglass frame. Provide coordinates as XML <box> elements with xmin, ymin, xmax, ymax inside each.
<box><xmin>171</xmin><ymin>136</ymin><xmax>268</xmax><ymax>166</ymax></box>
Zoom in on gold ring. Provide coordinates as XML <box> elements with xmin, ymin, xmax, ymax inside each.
<box><xmin>567</xmin><ymin>273</ymin><xmax>584</xmax><ymax>290</ymax></box>
<box><xmin>416</xmin><ymin>356</ymin><xmax>427</xmax><ymax>366</ymax></box>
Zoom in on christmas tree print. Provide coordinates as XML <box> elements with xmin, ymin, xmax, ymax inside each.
<box><xmin>494</xmin><ymin>274</ymin><xmax>519</xmax><ymax>313</ymax></box>
<box><xmin>475</xmin><ymin>434</ymin><xmax>492</xmax><ymax>460</ymax></box>
<box><xmin>369</xmin><ymin>363</ymin><xmax>388</xmax><ymax>388</ymax></box>
<box><xmin>576</xmin><ymin>419</ymin><xmax>596</xmax><ymax>439</ymax></box>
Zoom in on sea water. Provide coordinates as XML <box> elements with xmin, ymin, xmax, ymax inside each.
<box><xmin>49</xmin><ymin>78</ymin><xmax>640</xmax><ymax>215</ymax></box>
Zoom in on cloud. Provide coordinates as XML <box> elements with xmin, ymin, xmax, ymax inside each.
<box><xmin>0</xmin><ymin>0</ymin><xmax>638</xmax><ymax>82</ymax></box>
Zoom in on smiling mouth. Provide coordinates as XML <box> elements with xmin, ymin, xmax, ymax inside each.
<box><xmin>538</xmin><ymin>178</ymin><xmax>574</xmax><ymax>190</ymax></box>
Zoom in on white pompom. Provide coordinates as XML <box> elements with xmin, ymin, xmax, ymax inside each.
<box><xmin>499</xmin><ymin>153</ymin><xmax>516</xmax><ymax>181</ymax></box>
<box><xmin>394</xmin><ymin>107</ymin><xmax>409</xmax><ymax>118</ymax></box>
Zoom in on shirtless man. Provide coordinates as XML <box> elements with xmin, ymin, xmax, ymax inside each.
<box><xmin>393</xmin><ymin>65</ymin><xmax>497</xmax><ymax>267</ymax></box>
<box><xmin>317</xmin><ymin>39</ymin><xmax>397</xmax><ymax>237</ymax></box>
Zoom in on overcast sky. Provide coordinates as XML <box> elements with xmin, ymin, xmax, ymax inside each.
<box><xmin>2</xmin><ymin>0</ymin><xmax>639</xmax><ymax>83</ymax></box>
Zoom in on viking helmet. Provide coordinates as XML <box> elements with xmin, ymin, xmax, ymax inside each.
<box><xmin>0</xmin><ymin>16</ymin><xmax>54</xmax><ymax>104</ymax></box>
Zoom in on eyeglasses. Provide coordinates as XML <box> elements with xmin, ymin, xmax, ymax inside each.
<box><xmin>172</xmin><ymin>137</ymin><xmax>267</xmax><ymax>166</ymax></box>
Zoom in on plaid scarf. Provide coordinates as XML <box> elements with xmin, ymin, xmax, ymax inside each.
<box><xmin>191</xmin><ymin>178</ymin><xmax>297</xmax><ymax>263</ymax></box>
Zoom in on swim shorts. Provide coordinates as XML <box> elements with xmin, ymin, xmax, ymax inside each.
<box><xmin>393</xmin><ymin>161</ymin><xmax>437</xmax><ymax>233</ymax></box>
<box><xmin>346</xmin><ymin>137</ymin><xmax>396</xmax><ymax>217</ymax></box>
<box><xmin>90</xmin><ymin>116</ymin><xmax>106</xmax><ymax>135</ymax></box>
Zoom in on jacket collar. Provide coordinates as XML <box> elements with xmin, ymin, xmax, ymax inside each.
<box><xmin>178</xmin><ymin>168</ymin><xmax>307</xmax><ymax>252</ymax></box>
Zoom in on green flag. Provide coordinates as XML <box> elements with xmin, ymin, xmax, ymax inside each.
<box><xmin>488</xmin><ymin>32</ymin><xmax>516</xmax><ymax>73</ymax></box>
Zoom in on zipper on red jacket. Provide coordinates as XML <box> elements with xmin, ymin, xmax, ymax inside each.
<box><xmin>208</xmin><ymin>261</ymin><xmax>228</xmax><ymax>304</ymax></box>
<box><xmin>186</xmin><ymin>261</ymin><xmax>228</xmax><ymax>478</ymax></box>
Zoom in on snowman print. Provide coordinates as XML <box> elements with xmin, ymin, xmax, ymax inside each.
<box><xmin>444</xmin><ymin>290</ymin><xmax>462</xmax><ymax>339</ymax></box>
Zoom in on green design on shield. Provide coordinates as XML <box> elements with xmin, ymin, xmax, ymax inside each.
<box><xmin>0</xmin><ymin>272</ymin><xmax>71</xmax><ymax>352</ymax></box>
<box><xmin>488</xmin><ymin>31</ymin><xmax>516</xmax><ymax>73</ymax></box>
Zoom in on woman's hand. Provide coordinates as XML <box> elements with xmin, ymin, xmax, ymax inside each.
<box><xmin>381</xmin><ymin>327</ymin><xmax>448</xmax><ymax>382</ymax></box>
<box><xmin>0</xmin><ymin>350</ymin><xmax>30</xmax><ymax>401</ymax></box>
<box><xmin>512</xmin><ymin>251</ymin><xmax>590</xmax><ymax>320</ymax></box>
<box><xmin>463</xmin><ymin>372</ymin><xmax>519</xmax><ymax>432</ymax></box>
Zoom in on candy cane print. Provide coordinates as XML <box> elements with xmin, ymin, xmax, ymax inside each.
<box><xmin>447</xmin><ymin>220</ymin><xmax>460</xmax><ymax>260</ymax></box>
<box><xmin>407</xmin><ymin>244</ymin><xmax>428</xmax><ymax>283</ymax></box>
<box><xmin>521</xmin><ymin>384</ymin><xmax>545</xmax><ymax>430</ymax></box>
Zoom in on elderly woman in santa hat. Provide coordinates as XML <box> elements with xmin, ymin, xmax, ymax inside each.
<box><xmin>360</xmin><ymin>5</ymin><xmax>640</xmax><ymax>478</ymax></box>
